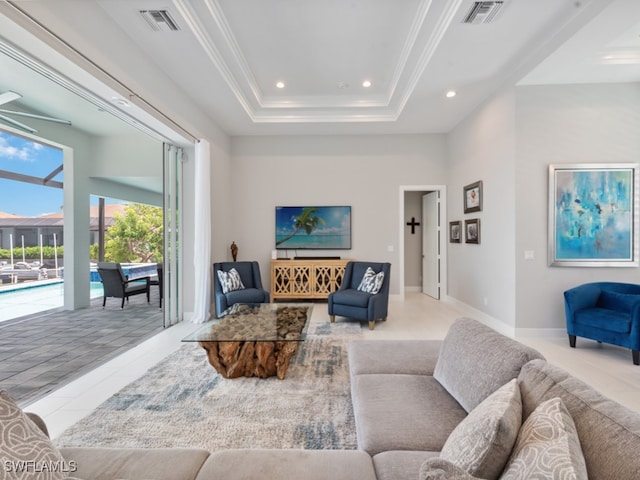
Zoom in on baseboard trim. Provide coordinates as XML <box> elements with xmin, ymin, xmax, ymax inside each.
<box><xmin>515</xmin><ymin>327</ymin><xmax>566</xmax><ymax>338</ymax></box>
<box><xmin>442</xmin><ymin>295</ymin><xmax>515</xmax><ymax>337</ymax></box>
<box><xmin>441</xmin><ymin>296</ymin><xmax>568</xmax><ymax>338</ymax></box>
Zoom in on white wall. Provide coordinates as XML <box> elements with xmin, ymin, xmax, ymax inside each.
<box><xmin>89</xmin><ymin>178</ymin><xmax>161</xmax><ymax>206</ymax></box>
<box><xmin>228</xmin><ymin>134</ymin><xmax>447</xmax><ymax>295</ymax></box>
<box><xmin>210</xmin><ymin>139</ymin><xmax>233</xmax><ymax>263</ymax></box>
<box><xmin>88</xmin><ymin>134</ymin><xmax>163</xmax><ymax>206</ymax></box>
<box><xmin>447</xmin><ymin>89</ymin><xmax>517</xmax><ymax>333</ymax></box>
<box><xmin>514</xmin><ymin>82</ymin><xmax>640</xmax><ymax>331</ymax></box>
<box><xmin>445</xmin><ymin>82</ymin><xmax>640</xmax><ymax>334</ymax></box>
<box><xmin>89</xmin><ymin>134</ymin><xmax>162</xmax><ymax>179</ymax></box>
<box><xmin>87</xmin><ymin>134</ymin><xmax>163</xmax><ymax>205</ymax></box>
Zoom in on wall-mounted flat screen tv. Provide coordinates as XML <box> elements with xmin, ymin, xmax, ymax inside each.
<box><xmin>275</xmin><ymin>206</ymin><xmax>351</xmax><ymax>250</ymax></box>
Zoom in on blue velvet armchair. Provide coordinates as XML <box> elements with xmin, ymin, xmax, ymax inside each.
<box><xmin>328</xmin><ymin>261</ymin><xmax>391</xmax><ymax>330</ymax></box>
<box><xmin>564</xmin><ymin>282</ymin><xmax>640</xmax><ymax>365</ymax></box>
<box><xmin>213</xmin><ymin>261</ymin><xmax>270</xmax><ymax>318</ymax></box>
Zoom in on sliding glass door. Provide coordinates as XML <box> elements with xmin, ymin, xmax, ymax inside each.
<box><xmin>163</xmin><ymin>143</ymin><xmax>183</xmax><ymax>327</ymax></box>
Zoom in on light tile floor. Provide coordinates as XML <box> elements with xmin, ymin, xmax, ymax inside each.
<box><xmin>26</xmin><ymin>293</ymin><xmax>640</xmax><ymax>439</ymax></box>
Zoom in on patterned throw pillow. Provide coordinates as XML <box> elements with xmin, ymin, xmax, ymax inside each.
<box><xmin>0</xmin><ymin>390</ymin><xmax>71</xmax><ymax>479</ymax></box>
<box><xmin>440</xmin><ymin>378</ymin><xmax>522</xmax><ymax>480</ymax></box>
<box><xmin>217</xmin><ymin>268</ymin><xmax>245</xmax><ymax>294</ymax></box>
<box><xmin>357</xmin><ymin>267</ymin><xmax>385</xmax><ymax>294</ymax></box>
<box><xmin>419</xmin><ymin>458</ymin><xmax>486</xmax><ymax>480</ymax></box>
<box><xmin>500</xmin><ymin>397</ymin><xmax>587</xmax><ymax>480</ymax></box>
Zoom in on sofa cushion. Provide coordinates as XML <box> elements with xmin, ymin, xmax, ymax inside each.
<box><xmin>217</xmin><ymin>268</ymin><xmax>244</xmax><ymax>293</ymax></box>
<box><xmin>357</xmin><ymin>267</ymin><xmax>385</xmax><ymax>294</ymax></box>
<box><xmin>419</xmin><ymin>459</ymin><xmax>486</xmax><ymax>480</ymax></box>
<box><xmin>434</xmin><ymin>318</ymin><xmax>544</xmax><ymax>412</ymax></box>
<box><xmin>440</xmin><ymin>379</ymin><xmax>521</xmax><ymax>480</ymax></box>
<box><xmin>351</xmin><ymin>373</ymin><xmax>467</xmax><ymax>455</ymax></box>
<box><xmin>331</xmin><ymin>289</ymin><xmax>371</xmax><ymax>307</ymax></box>
<box><xmin>196</xmin><ymin>449</ymin><xmax>377</xmax><ymax>480</ymax></box>
<box><xmin>59</xmin><ymin>447</ymin><xmax>210</xmax><ymax>480</ymax></box>
<box><xmin>0</xmin><ymin>390</ymin><xmax>71</xmax><ymax>480</ymax></box>
<box><xmin>372</xmin><ymin>451</ymin><xmax>439</xmax><ymax>480</ymax></box>
<box><xmin>500</xmin><ymin>397</ymin><xmax>587</xmax><ymax>480</ymax></box>
<box><xmin>518</xmin><ymin>359</ymin><xmax>640</xmax><ymax>480</ymax></box>
<box><xmin>225</xmin><ymin>287</ymin><xmax>267</xmax><ymax>305</ymax></box>
<box><xmin>574</xmin><ymin>308</ymin><xmax>631</xmax><ymax>333</ymax></box>
<box><xmin>348</xmin><ymin>340</ymin><xmax>442</xmax><ymax>376</ymax></box>
<box><xmin>597</xmin><ymin>290</ymin><xmax>640</xmax><ymax>313</ymax></box>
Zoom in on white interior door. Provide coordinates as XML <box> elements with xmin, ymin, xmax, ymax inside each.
<box><xmin>422</xmin><ymin>192</ymin><xmax>440</xmax><ymax>299</ymax></box>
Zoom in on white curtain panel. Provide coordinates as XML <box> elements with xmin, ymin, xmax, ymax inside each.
<box><xmin>192</xmin><ymin>139</ymin><xmax>212</xmax><ymax>323</ymax></box>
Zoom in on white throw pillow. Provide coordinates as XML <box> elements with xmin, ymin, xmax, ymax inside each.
<box><xmin>500</xmin><ymin>397</ymin><xmax>587</xmax><ymax>480</ymax></box>
<box><xmin>217</xmin><ymin>268</ymin><xmax>245</xmax><ymax>294</ymax></box>
<box><xmin>440</xmin><ymin>378</ymin><xmax>521</xmax><ymax>480</ymax></box>
<box><xmin>357</xmin><ymin>267</ymin><xmax>385</xmax><ymax>294</ymax></box>
<box><xmin>0</xmin><ymin>390</ymin><xmax>72</xmax><ymax>479</ymax></box>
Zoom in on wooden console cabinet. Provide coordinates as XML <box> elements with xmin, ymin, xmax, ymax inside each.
<box><xmin>270</xmin><ymin>259</ymin><xmax>350</xmax><ymax>300</ymax></box>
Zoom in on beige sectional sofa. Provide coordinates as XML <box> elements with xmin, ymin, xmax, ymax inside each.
<box><xmin>349</xmin><ymin>318</ymin><xmax>640</xmax><ymax>480</ymax></box>
<box><xmin>6</xmin><ymin>317</ymin><xmax>640</xmax><ymax>479</ymax></box>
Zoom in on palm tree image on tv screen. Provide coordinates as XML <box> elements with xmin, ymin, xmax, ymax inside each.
<box><xmin>275</xmin><ymin>206</ymin><xmax>351</xmax><ymax>250</ymax></box>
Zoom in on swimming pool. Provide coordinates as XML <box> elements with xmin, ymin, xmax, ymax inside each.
<box><xmin>0</xmin><ymin>281</ymin><xmax>104</xmax><ymax>323</ymax></box>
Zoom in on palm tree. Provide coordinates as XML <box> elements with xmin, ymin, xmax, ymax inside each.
<box><xmin>276</xmin><ymin>207</ymin><xmax>326</xmax><ymax>247</ymax></box>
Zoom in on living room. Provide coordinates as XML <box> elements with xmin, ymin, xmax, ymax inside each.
<box><xmin>218</xmin><ymin>79</ymin><xmax>640</xmax><ymax>336</ymax></box>
<box><xmin>0</xmin><ymin>1</ymin><xmax>637</xmax><ymax>336</ymax></box>
<box><xmin>2</xmin><ymin>1</ymin><xmax>640</xmax><ymax>477</ymax></box>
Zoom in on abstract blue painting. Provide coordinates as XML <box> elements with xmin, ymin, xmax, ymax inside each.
<box><xmin>549</xmin><ymin>164</ymin><xmax>638</xmax><ymax>267</ymax></box>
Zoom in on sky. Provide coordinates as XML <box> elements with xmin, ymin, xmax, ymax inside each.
<box><xmin>0</xmin><ymin>131</ymin><xmax>128</xmax><ymax>217</ymax></box>
<box><xmin>0</xmin><ymin>131</ymin><xmax>64</xmax><ymax>217</ymax></box>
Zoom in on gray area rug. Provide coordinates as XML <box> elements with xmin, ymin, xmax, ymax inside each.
<box><xmin>54</xmin><ymin>320</ymin><xmax>362</xmax><ymax>451</ymax></box>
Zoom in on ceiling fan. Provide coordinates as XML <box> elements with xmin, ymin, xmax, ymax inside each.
<box><xmin>0</xmin><ymin>90</ymin><xmax>72</xmax><ymax>134</ymax></box>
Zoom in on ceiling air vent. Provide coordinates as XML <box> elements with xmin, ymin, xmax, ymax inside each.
<box><xmin>463</xmin><ymin>1</ymin><xmax>504</xmax><ymax>24</ymax></box>
<box><xmin>140</xmin><ymin>10</ymin><xmax>181</xmax><ymax>32</ymax></box>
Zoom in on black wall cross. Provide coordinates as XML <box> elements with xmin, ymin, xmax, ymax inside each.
<box><xmin>406</xmin><ymin>217</ymin><xmax>421</xmax><ymax>234</ymax></box>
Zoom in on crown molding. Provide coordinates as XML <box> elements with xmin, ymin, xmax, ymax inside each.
<box><xmin>173</xmin><ymin>0</ymin><xmax>457</xmax><ymax>124</ymax></box>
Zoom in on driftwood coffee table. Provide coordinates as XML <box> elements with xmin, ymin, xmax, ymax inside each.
<box><xmin>182</xmin><ymin>303</ymin><xmax>312</xmax><ymax>380</ymax></box>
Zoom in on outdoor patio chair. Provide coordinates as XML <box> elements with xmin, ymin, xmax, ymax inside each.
<box><xmin>97</xmin><ymin>262</ymin><xmax>150</xmax><ymax>309</ymax></box>
<box><xmin>149</xmin><ymin>262</ymin><xmax>163</xmax><ymax>308</ymax></box>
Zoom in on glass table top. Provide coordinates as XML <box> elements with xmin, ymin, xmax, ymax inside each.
<box><xmin>182</xmin><ymin>303</ymin><xmax>313</xmax><ymax>343</ymax></box>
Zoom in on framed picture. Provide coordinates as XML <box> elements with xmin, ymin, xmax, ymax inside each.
<box><xmin>463</xmin><ymin>181</ymin><xmax>483</xmax><ymax>213</ymax></box>
<box><xmin>548</xmin><ymin>163</ymin><xmax>639</xmax><ymax>267</ymax></box>
<box><xmin>449</xmin><ymin>221</ymin><xmax>461</xmax><ymax>243</ymax></box>
<box><xmin>465</xmin><ymin>218</ymin><xmax>480</xmax><ymax>244</ymax></box>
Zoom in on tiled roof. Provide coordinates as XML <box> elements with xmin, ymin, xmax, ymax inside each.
<box><xmin>0</xmin><ymin>204</ymin><xmax>128</xmax><ymax>228</ymax></box>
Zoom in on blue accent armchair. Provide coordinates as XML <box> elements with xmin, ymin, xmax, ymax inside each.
<box><xmin>328</xmin><ymin>261</ymin><xmax>391</xmax><ymax>330</ymax></box>
<box><xmin>564</xmin><ymin>282</ymin><xmax>640</xmax><ymax>365</ymax></box>
<box><xmin>213</xmin><ymin>261</ymin><xmax>270</xmax><ymax>318</ymax></box>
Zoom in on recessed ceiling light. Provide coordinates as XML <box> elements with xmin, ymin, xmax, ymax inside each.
<box><xmin>446</xmin><ymin>90</ymin><xmax>457</xmax><ymax>98</ymax></box>
<box><xmin>362</xmin><ymin>80</ymin><xmax>372</xmax><ymax>88</ymax></box>
<box><xmin>276</xmin><ymin>81</ymin><xmax>285</xmax><ymax>89</ymax></box>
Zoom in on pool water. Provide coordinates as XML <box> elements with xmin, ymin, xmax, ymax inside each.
<box><xmin>0</xmin><ymin>281</ymin><xmax>104</xmax><ymax>323</ymax></box>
